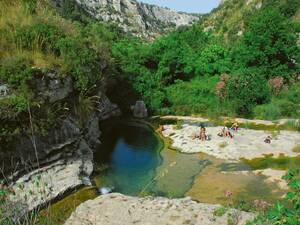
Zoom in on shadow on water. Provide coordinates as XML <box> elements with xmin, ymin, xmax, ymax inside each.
<box><xmin>93</xmin><ymin>120</ymin><xmax>210</xmax><ymax>198</ymax></box>
<box><xmin>93</xmin><ymin>121</ymin><xmax>163</xmax><ymax>196</ymax></box>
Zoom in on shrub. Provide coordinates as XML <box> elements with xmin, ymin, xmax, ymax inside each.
<box><xmin>213</xmin><ymin>206</ymin><xmax>228</xmax><ymax>217</ymax></box>
<box><xmin>226</xmin><ymin>71</ymin><xmax>271</xmax><ymax>115</ymax></box>
<box><xmin>56</xmin><ymin>36</ymin><xmax>101</xmax><ymax>91</ymax></box>
<box><xmin>0</xmin><ymin>57</ymin><xmax>35</xmax><ymax>87</ymax></box>
<box><xmin>0</xmin><ymin>95</ymin><xmax>28</xmax><ymax>119</ymax></box>
<box><xmin>13</xmin><ymin>23</ymin><xmax>63</xmax><ymax>53</ymax></box>
<box><xmin>253</xmin><ymin>103</ymin><xmax>281</xmax><ymax>120</ymax></box>
<box><xmin>268</xmin><ymin>76</ymin><xmax>284</xmax><ymax>95</ymax></box>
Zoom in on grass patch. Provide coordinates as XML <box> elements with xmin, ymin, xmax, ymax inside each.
<box><xmin>34</xmin><ymin>187</ymin><xmax>98</xmax><ymax>225</ymax></box>
<box><xmin>279</xmin><ymin>120</ymin><xmax>300</xmax><ymax>132</ymax></box>
<box><xmin>174</xmin><ymin>120</ymin><xmax>183</xmax><ymax>130</ymax></box>
<box><xmin>213</xmin><ymin>206</ymin><xmax>228</xmax><ymax>217</ymax></box>
<box><xmin>292</xmin><ymin>145</ymin><xmax>300</xmax><ymax>153</ymax></box>
<box><xmin>242</xmin><ymin>154</ymin><xmax>300</xmax><ymax>170</ymax></box>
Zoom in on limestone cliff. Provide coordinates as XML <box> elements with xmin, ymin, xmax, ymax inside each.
<box><xmin>54</xmin><ymin>0</ymin><xmax>199</xmax><ymax>39</ymax></box>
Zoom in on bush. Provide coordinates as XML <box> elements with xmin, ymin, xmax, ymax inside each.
<box><xmin>0</xmin><ymin>95</ymin><xmax>28</xmax><ymax>119</ymax></box>
<box><xmin>165</xmin><ymin>77</ymin><xmax>221</xmax><ymax>115</ymax></box>
<box><xmin>226</xmin><ymin>71</ymin><xmax>271</xmax><ymax>115</ymax></box>
<box><xmin>13</xmin><ymin>23</ymin><xmax>63</xmax><ymax>53</ymax></box>
<box><xmin>0</xmin><ymin>57</ymin><xmax>35</xmax><ymax>87</ymax></box>
<box><xmin>253</xmin><ymin>103</ymin><xmax>281</xmax><ymax>120</ymax></box>
<box><xmin>56</xmin><ymin>36</ymin><xmax>101</xmax><ymax>91</ymax></box>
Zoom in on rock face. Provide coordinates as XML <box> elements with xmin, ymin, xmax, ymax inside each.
<box><xmin>0</xmin><ymin>84</ymin><xmax>10</xmax><ymax>98</ymax></box>
<box><xmin>0</xmin><ymin>118</ymin><xmax>81</xmax><ymax>177</ymax></box>
<box><xmin>30</xmin><ymin>71</ymin><xmax>73</xmax><ymax>103</ymax></box>
<box><xmin>97</xmin><ymin>93</ymin><xmax>122</xmax><ymax>120</ymax></box>
<box><xmin>65</xmin><ymin>193</ymin><xmax>254</xmax><ymax>225</ymax></box>
<box><xmin>133</xmin><ymin>100</ymin><xmax>148</xmax><ymax>118</ymax></box>
<box><xmin>1</xmin><ymin>70</ymin><xmax>121</xmax><ymax>215</ymax></box>
<box><xmin>9</xmin><ymin>139</ymin><xmax>93</xmax><ymax>214</ymax></box>
<box><xmin>55</xmin><ymin>0</ymin><xmax>199</xmax><ymax>39</ymax></box>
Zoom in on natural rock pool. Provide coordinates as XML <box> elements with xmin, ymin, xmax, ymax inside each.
<box><xmin>93</xmin><ymin>121</ymin><xmax>163</xmax><ymax>195</ymax></box>
<box><xmin>92</xmin><ymin>121</ymin><xmax>284</xmax><ymax>201</ymax></box>
<box><xmin>93</xmin><ymin>121</ymin><xmax>208</xmax><ymax>197</ymax></box>
<box><xmin>39</xmin><ymin>120</ymin><xmax>287</xmax><ymax>224</ymax></box>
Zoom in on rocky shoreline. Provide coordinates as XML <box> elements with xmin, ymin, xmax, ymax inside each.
<box><xmin>161</xmin><ymin>124</ymin><xmax>300</xmax><ymax>161</ymax></box>
<box><xmin>65</xmin><ymin>193</ymin><xmax>255</xmax><ymax>225</ymax></box>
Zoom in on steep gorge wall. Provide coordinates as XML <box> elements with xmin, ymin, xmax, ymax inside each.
<box><xmin>53</xmin><ymin>0</ymin><xmax>199</xmax><ymax>39</ymax></box>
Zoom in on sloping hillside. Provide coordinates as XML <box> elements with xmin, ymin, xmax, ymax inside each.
<box><xmin>200</xmin><ymin>0</ymin><xmax>300</xmax><ymax>42</ymax></box>
<box><xmin>52</xmin><ymin>0</ymin><xmax>199</xmax><ymax>39</ymax></box>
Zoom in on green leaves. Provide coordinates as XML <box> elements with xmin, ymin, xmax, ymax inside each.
<box><xmin>195</xmin><ymin>44</ymin><xmax>230</xmax><ymax>76</ymax></box>
<box><xmin>232</xmin><ymin>8</ymin><xmax>299</xmax><ymax>80</ymax></box>
<box><xmin>249</xmin><ymin>169</ymin><xmax>300</xmax><ymax>225</ymax></box>
<box><xmin>226</xmin><ymin>70</ymin><xmax>271</xmax><ymax>115</ymax></box>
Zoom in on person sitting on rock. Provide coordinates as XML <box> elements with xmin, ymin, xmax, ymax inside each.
<box><xmin>218</xmin><ymin>127</ymin><xmax>225</xmax><ymax>137</ymax></box>
<box><xmin>218</xmin><ymin>127</ymin><xmax>233</xmax><ymax>138</ymax></box>
<box><xmin>157</xmin><ymin>125</ymin><xmax>165</xmax><ymax>133</ymax></box>
<box><xmin>200</xmin><ymin>127</ymin><xmax>206</xmax><ymax>141</ymax></box>
<box><xmin>264</xmin><ymin>136</ymin><xmax>272</xmax><ymax>144</ymax></box>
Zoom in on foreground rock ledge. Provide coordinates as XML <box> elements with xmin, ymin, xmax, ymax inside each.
<box><xmin>65</xmin><ymin>193</ymin><xmax>254</xmax><ymax>225</ymax></box>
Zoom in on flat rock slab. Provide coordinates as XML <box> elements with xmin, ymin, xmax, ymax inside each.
<box><xmin>162</xmin><ymin>124</ymin><xmax>300</xmax><ymax>161</ymax></box>
<box><xmin>65</xmin><ymin>193</ymin><xmax>254</xmax><ymax>225</ymax></box>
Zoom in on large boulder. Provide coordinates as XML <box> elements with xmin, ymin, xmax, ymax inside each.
<box><xmin>0</xmin><ymin>84</ymin><xmax>10</xmax><ymax>98</ymax></box>
<box><xmin>132</xmin><ymin>101</ymin><xmax>148</xmax><ymax>118</ymax></box>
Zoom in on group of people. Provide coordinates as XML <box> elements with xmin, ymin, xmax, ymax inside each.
<box><xmin>192</xmin><ymin>121</ymin><xmax>272</xmax><ymax>144</ymax></box>
<box><xmin>193</xmin><ymin>123</ymin><xmax>238</xmax><ymax>141</ymax></box>
<box><xmin>158</xmin><ymin>121</ymin><xmax>273</xmax><ymax>144</ymax></box>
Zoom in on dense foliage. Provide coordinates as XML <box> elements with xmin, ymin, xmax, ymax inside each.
<box><xmin>0</xmin><ymin>0</ymin><xmax>121</xmax><ymax>140</ymax></box>
<box><xmin>112</xmin><ymin>4</ymin><xmax>300</xmax><ymax>118</ymax></box>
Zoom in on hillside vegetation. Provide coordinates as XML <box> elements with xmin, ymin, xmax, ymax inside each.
<box><xmin>0</xmin><ymin>0</ymin><xmax>122</xmax><ymax>142</ymax></box>
<box><xmin>112</xmin><ymin>0</ymin><xmax>300</xmax><ymax>119</ymax></box>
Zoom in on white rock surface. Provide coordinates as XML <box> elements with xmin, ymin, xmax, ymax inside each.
<box><xmin>9</xmin><ymin>140</ymin><xmax>93</xmax><ymax>212</ymax></box>
<box><xmin>162</xmin><ymin>124</ymin><xmax>300</xmax><ymax>161</ymax></box>
<box><xmin>65</xmin><ymin>193</ymin><xmax>254</xmax><ymax>225</ymax></box>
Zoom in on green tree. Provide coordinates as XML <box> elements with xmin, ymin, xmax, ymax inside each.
<box><xmin>226</xmin><ymin>70</ymin><xmax>271</xmax><ymax>115</ymax></box>
<box><xmin>232</xmin><ymin>9</ymin><xmax>299</xmax><ymax>80</ymax></box>
<box><xmin>195</xmin><ymin>44</ymin><xmax>230</xmax><ymax>76</ymax></box>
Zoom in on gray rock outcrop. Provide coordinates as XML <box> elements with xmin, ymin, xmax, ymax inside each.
<box><xmin>2</xmin><ymin>69</ymin><xmax>121</xmax><ymax>214</ymax></box>
<box><xmin>54</xmin><ymin>0</ymin><xmax>199</xmax><ymax>39</ymax></box>
<box><xmin>0</xmin><ymin>84</ymin><xmax>10</xmax><ymax>98</ymax></box>
<box><xmin>65</xmin><ymin>193</ymin><xmax>255</xmax><ymax>225</ymax></box>
<box><xmin>30</xmin><ymin>71</ymin><xmax>73</xmax><ymax>103</ymax></box>
<box><xmin>133</xmin><ymin>100</ymin><xmax>148</xmax><ymax>118</ymax></box>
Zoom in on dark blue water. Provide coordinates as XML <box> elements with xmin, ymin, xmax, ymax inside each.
<box><xmin>94</xmin><ymin>122</ymin><xmax>162</xmax><ymax>195</ymax></box>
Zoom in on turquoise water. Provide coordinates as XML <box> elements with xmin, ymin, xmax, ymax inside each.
<box><xmin>94</xmin><ymin>122</ymin><xmax>163</xmax><ymax>195</ymax></box>
<box><xmin>94</xmin><ymin>121</ymin><xmax>208</xmax><ymax>197</ymax></box>
<box><xmin>93</xmin><ymin>121</ymin><xmax>283</xmax><ymax>202</ymax></box>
